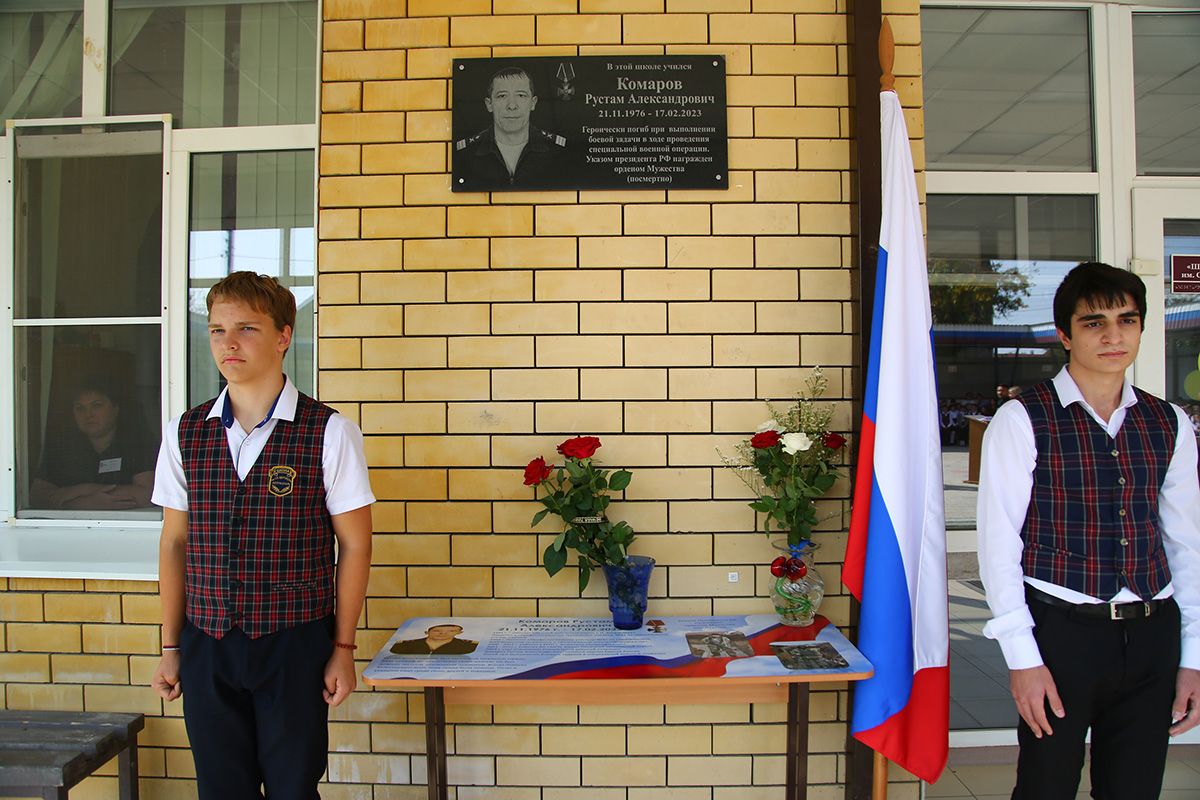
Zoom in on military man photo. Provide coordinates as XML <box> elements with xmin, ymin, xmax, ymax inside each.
<box><xmin>454</xmin><ymin>66</ymin><xmax>568</xmax><ymax>191</ymax></box>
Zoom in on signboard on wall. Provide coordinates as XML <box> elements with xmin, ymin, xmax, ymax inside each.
<box><xmin>1172</xmin><ymin>254</ymin><xmax>1200</xmax><ymax>294</ymax></box>
<box><xmin>451</xmin><ymin>55</ymin><xmax>728</xmax><ymax>192</ymax></box>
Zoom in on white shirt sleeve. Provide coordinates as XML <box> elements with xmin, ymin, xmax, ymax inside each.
<box><xmin>151</xmin><ymin>416</ymin><xmax>188</xmax><ymax>512</ymax></box>
<box><xmin>976</xmin><ymin>400</ymin><xmax>1043</xmax><ymax>670</ymax></box>
<box><xmin>322</xmin><ymin>413</ymin><xmax>375</xmax><ymax>516</ymax></box>
<box><xmin>1160</xmin><ymin>405</ymin><xmax>1200</xmax><ymax>670</ymax></box>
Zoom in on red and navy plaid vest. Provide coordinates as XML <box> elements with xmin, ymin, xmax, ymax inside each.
<box><xmin>178</xmin><ymin>392</ymin><xmax>335</xmax><ymax>639</ymax></box>
<box><xmin>1018</xmin><ymin>380</ymin><xmax>1177</xmax><ymax>600</ymax></box>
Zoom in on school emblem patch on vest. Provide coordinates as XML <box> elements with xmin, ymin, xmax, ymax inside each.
<box><xmin>267</xmin><ymin>466</ymin><xmax>297</xmax><ymax>497</ymax></box>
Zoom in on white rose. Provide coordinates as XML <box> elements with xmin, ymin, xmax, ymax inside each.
<box><xmin>781</xmin><ymin>432</ymin><xmax>812</xmax><ymax>455</ymax></box>
<box><xmin>755</xmin><ymin>419</ymin><xmax>783</xmax><ymax>433</ymax></box>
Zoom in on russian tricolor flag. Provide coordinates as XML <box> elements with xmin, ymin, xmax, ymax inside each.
<box><xmin>843</xmin><ymin>89</ymin><xmax>949</xmax><ymax>784</ymax></box>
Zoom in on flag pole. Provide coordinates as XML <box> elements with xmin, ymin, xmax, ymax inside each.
<box><xmin>870</xmin><ymin>16</ymin><xmax>896</xmax><ymax>800</ymax></box>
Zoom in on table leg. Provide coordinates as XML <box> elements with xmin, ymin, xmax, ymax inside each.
<box><xmin>423</xmin><ymin>687</ymin><xmax>449</xmax><ymax>800</ymax></box>
<box><xmin>785</xmin><ymin>683</ymin><xmax>810</xmax><ymax>800</ymax></box>
<box><xmin>118</xmin><ymin>731</ymin><xmax>140</xmax><ymax>800</ymax></box>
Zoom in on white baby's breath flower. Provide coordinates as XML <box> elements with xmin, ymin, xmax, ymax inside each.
<box><xmin>755</xmin><ymin>419</ymin><xmax>783</xmax><ymax>433</ymax></box>
<box><xmin>781</xmin><ymin>432</ymin><xmax>812</xmax><ymax>455</ymax></box>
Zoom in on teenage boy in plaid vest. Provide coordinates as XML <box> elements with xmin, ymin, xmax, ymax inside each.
<box><xmin>150</xmin><ymin>272</ymin><xmax>374</xmax><ymax>800</ymax></box>
<box><xmin>978</xmin><ymin>262</ymin><xmax>1200</xmax><ymax>799</ymax></box>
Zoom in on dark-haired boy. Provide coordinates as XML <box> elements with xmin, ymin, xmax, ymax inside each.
<box><xmin>150</xmin><ymin>271</ymin><xmax>374</xmax><ymax>799</ymax></box>
<box><xmin>978</xmin><ymin>261</ymin><xmax>1200</xmax><ymax>799</ymax></box>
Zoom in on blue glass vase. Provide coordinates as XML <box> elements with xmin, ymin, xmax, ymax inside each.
<box><xmin>602</xmin><ymin>555</ymin><xmax>655</xmax><ymax>630</ymax></box>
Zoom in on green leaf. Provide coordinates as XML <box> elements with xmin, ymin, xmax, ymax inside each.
<box><xmin>531</xmin><ymin>509</ymin><xmax>549</xmax><ymax>527</ymax></box>
<box><xmin>565</xmin><ymin>460</ymin><xmax>585</xmax><ymax>481</ymax></box>
<box><xmin>543</xmin><ymin>543</ymin><xmax>568</xmax><ymax>576</ymax></box>
<box><xmin>552</xmin><ymin>531</ymin><xmax>567</xmax><ymax>551</ymax></box>
<box><xmin>609</xmin><ymin>470</ymin><xmax>632</xmax><ymax>491</ymax></box>
<box><xmin>578</xmin><ymin>559</ymin><xmax>592</xmax><ymax>592</ymax></box>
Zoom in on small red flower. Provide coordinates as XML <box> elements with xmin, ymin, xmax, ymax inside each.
<box><xmin>770</xmin><ymin>556</ymin><xmax>788</xmax><ymax>577</ymax></box>
<box><xmin>557</xmin><ymin>436</ymin><xmax>602</xmax><ymax>459</ymax></box>
<box><xmin>784</xmin><ymin>557</ymin><xmax>807</xmax><ymax>581</ymax></box>
<box><xmin>750</xmin><ymin>430</ymin><xmax>782</xmax><ymax>449</ymax></box>
<box><xmin>823</xmin><ymin>432</ymin><xmax>847</xmax><ymax>450</ymax></box>
<box><xmin>523</xmin><ymin>456</ymin><xmax>553</xmax><ymax>486</ymax></box>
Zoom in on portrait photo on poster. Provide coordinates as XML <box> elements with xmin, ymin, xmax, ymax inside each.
<box><xmin>452</xmin><ymin>55</ymin><xmax>728</xmax><ymax>193</ymax></box>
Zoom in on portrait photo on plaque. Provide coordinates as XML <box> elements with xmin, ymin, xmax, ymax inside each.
<box><xmin>452</xmin><ymin>55</ymin><xmax>728</xmax><ymax>192</ymax></box>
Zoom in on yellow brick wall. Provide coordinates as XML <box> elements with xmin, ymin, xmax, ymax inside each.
<box><xmin>1</xmin><ymin>2</ymin><xmax>926</xmax><ymax>798</ymax></box>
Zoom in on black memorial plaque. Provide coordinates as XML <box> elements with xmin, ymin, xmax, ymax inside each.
<box><xmin>452</xmin><ymin>55</ymin><xmax>728</xmax><ymax>192</ymax></box>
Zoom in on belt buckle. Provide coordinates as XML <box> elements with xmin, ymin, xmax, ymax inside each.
<box><xmin>1109</xmin><ymin>602</ymin><xmax>1152</xmax><ymax>620</ymax></box>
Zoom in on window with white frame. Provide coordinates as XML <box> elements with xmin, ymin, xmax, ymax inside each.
<box><xmin>2</xmin><ymin>0</ymin><xmax>316</xmax><ymax>553</ymax></box>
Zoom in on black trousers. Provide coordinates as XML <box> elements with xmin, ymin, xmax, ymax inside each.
<box><xmin>1013</xmin><ymin>595</ymin><xmax>1180</xmax><ymax>800</ymax></box>
<box><xmin>179</xmin><ymin>617</ymin><xmax>334</xmax><ymax>800</ymax></box>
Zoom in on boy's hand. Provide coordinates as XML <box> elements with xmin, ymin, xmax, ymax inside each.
<box><xmin>323</xmin><ymin>647</ymin><xmax>357</xmax><ymax>706</ymax></box>
<box><xmin>1010</xmin><ymin>665</ymin><xmax>1064</xmax><ymax>738</ymax></box>
<box><xmin>151</xmin><ymin>652</ymin><xmax>182</xmax><ymax>701</ymax></box>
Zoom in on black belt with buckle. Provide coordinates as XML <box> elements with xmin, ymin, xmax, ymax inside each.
<box><xmin>1026</xmin><ymin>585</ymin><xmax>1163</xmax><ymax>621</ymax></box>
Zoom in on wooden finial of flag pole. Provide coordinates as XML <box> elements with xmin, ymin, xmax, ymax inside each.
<box><xmin>879</xmin><ymin>17</ymin><xmax>896</xmax><ymax>93</ymax></box>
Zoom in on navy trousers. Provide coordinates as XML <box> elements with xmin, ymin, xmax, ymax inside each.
<box><xmin>1013</xmin><ymin>596</ymin><xmax>1180</xmax><ymax>800</ymax></box>
<box><xmin>179</xmin><ymin>616</ymin><xmax>334</xmax><ymax>800</ymax></box>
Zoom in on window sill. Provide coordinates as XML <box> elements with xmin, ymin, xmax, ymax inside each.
<box><xmin>0</xmin><ymin>524</ymin><xmax>158</xmax><ymax>581</ymax></box>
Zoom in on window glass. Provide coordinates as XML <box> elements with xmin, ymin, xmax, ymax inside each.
<box><xmin>921</xmin><ymin>8</ymin><xmax>1093</xmax><ymax>172</ymax></box>
<box><xmin>14</xmin><ymin>124</ymin><xmax>162</xmax><ymax>319</ymax></box>
<box><xmin>1164</xmin><ymin>219</ymin><xmax>1200</xmax><ymax>416</ymax></box>
<box><xmin>0</xmin><ymin>0</ymin><xmax>83</xmax><ymax>124</ymax></box>
<box><xmin>927</xmin><ymin>195</ymin><xmax>1097</xmax><ymax>524</ymax></box>
<box><xmin>187</xmin><ymin>151</ymin><xmax>314</xmax><ymax>406</ymax></box>
<box><xmin>1133</xmin><ymin>13</ymin><xmax>1200</xmax><ymax>177</ymax></box>
<box><xmin>109</xmin><ymin>0</ymin><xmax>317</xmax><ymax>128</ymax></box>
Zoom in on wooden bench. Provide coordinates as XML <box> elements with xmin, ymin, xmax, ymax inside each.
<box><xmin>0</xmin><ymin>711</ymin><xmax>144</xmax><ymax>800</ymax></box>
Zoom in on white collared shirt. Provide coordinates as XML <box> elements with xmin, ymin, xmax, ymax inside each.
<box><xmin>151</xmin><ymin>377</ymin><xmax>375</xmax><ymax>516</ymax></box>
<box><xmin>977</xmin><ymin>366</ymin><xmax>1200</xmax><ymax>670</ymax></box>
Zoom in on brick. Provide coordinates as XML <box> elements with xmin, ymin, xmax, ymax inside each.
<box><xmin>727</xmin><ymin>138</ymin><xmax>796</xmax><ymax>170</ymax></box>
<box><xmin>320</xmin><ymin>370</ymin><xmax>402</xmax><ymax>401</ymax></box>
<box><xmin>581</xmin><ymin>0</ymin><xmax>663</xmax><ymax>9</ymax></box>
<box><xmin>536</xmin><ymin>270</ymin><xmax>621</xmax><ymax>302</ymax></box>
<box><xmin>537</xmin><ymin>205</ymin><xmax>622</xmax><ymax>236</ymax></box>
<box><xmin>710</xmin><ymin>13</ymin><xmax>793</xmax><ymax>43</ymax></box>
<box><xmin>713</xmin><ymin>334</ymin><xmax>800</xmax><ymax>366</ymax></box>
<box><xmin>623</xmin><ymin>269</ymin><xmax>709</xmax><ymax>301</ymax></box>
<box><xmin>756</xmin><ymin>236</ymin><xmax>842</xmax><ymax>268</ymax></box>
<box><xmin>321</xmin><ymin>306</ymin><xmax>402</xmax><ymax>337</ymax></box>
<box><xmin>579</xmin><ymin>237</ymin><xmax>664</xmax><ymax>269</ymax></box>
<box><xmin>372</xmin><ymin>469</ymin><xmax>447</xmax><ymax>501</ymax></box>
<box><xmin>757</xmin><ymin>301</ymin><xmax>842</xmax><ymax>333</ymax></box>
<box><xmin>798</xmin><ymin>334</ymin><xmax>853</xmax><ymax>365</ymax></box>
<box><xmin>318</xmin><ymin>339</ymin><xmax>360</xmax><ymax>370</ymax></box>
<box><xmin>85</xmin><ymin>684</ymin><xmax>162</xmax><ymax>716</ymax></box>
<box><xmin>799</xmin><ymin>203</ymin><xmax>851</xmax><ymax>235</ymax></box>
<box><xmin>580</xmin><ymin>368</ymin><xmax>667</xmax><ymax>400</ymax></box>
<box><xmin>447</xmin><ymin>271</ymin><xmax>533</xmax><ymax>302</ymax></box>
<box><xmin>448</xmin><ymin>336</ymin><xmax>535</xmax><ymax>367</ymax></box>
<box><xmin>322</xmin><ymin>82</ymin><xmax>361</xmax><ymax>113</ymax></box>
<box><xmin>7</xmin><ymin>622</ymin><xmax>81</xmax><ymax>652</ymax></box>
<box><xmin>543</xmin><ymin>726</ymin><xmax>626</xmax><ymax>755</ymax></box>
<box><xmin>667</xmin><ymin>170</ymin><xmax>755</xmax><ymax>205</ymax></box>
<box><xmin>665</xmin><ymin>236</ymin><xmax>752</xmax><ymax>268</ymax></box>
<box><xmin>51</xmin><ymin>654</ymin><xmax>128</xmax><ymax>684</ymax></box>
<box><xmin>408</xmin><ymin>567</ymin><xmax>492</xmax><ymax>596</ymax></box>
<box><xmin>0</xmin><ymin>592</ymin><xmax>42</xmax><ymax>621</ymax></box>
<box><xmin>324</xmin><ymin>0</ymin><xmax>406</xmax><ymax>19</ymax></box>
<box><xmin>363</xmin><ymin>79</ymin><xmax>446</xmax><ymax>111</ymax></box>
<box><xmin>361</xmin><ymin>337</ymin><xmax>447</xmax><ymax>369</ymax></box>
<box><xmin>668</xmin><ymin>755</ymin><xmax>752</xmax><ymax>785</ymax></box>
<box><xmin>403</xmin><ymin>305</ymin><xmax>489</xmax><ymax>336</ymax></box>
<box><xmin>496</xmin><ymin>757</ymin><xmax>581</xmax><ymax>787</ymax></box>
<box><xmin>624</xmin><ymin>335</ymin><xmax>711</xmax><ymax>367</ymax></box>
<box><xmin>581</xmin><ymin>757</ymin><xmax>666</xmax><ymax>786</ymax></box>
<box><xmin>405</xmin><ymin>370</ymin><xmax>490</xmax><ymax>401</ymax></box>
<box><xmin>623</xmin><ymin>467</ymin><xmax>711</xmax><ymax>500</ymax></box>
<box><xmin>492</xmin><ymin>302</ymin><xmax>578</xmax><ymax>334</ymax></box>
<box><xmin>580</xmin><ymin>302</ymin><xmax>666</xmax><ymax>334</ymax></box>
<box><xmin>0</xmin><ymin>652</ymin><xmax>51</xmax><ymax>681</ymax></box>
<box><xmin>668</xmin><ymin>302</ymin><xmax>753</xmax><ymax>333</ymax></box>
<box><xmin>623</xmin><ymin>401</ymin><xmax>710</xmax><ymax>432</ymax></box>
<box><xmin>321</xmin><ymin>175</ymin><xmax>405</xmax><ymax>208</ymax></box>
<box><xmin>374</xmin><ymin>533</ymin><xmax>449</xmax><ymax>564</ymax></box>
<box><xmin>321</xmin><ymin>112</ymin><xmax>407</xmax><ymax>144</ymax></box>
<box><xmin>362</xmin><ymin>142</ymin><xmax>446</xmax><ymax>174</ymax></box>
<box><xmin>319</xmin><ymin>144</ymin><xmax>360</xmax><ymax>176</ymax></box>
<box><xmin>361</xmin><ymin>273</ymin><xmax>444</xmax><ymax>304</ymax></box>
<box><xmin>405</xmin><ymin>435</ymin><xmax>490</xmax><ymax>466</ymax></box>
<box><xmin>447</xmin><ymin>402</ymin><xmax>534</xmax><ymax>434</ymax></box>
<box><xmin>365</xmin><ymin>17</ymin><xmax>449</xmax><ymax>49</ymax></box>
<box><xmin>752</xmin><ymin>44</ymin><xmax>837</xmax><ymax>73</ymax></box>
<box><xmin>405</xmin><ymin>238</ymin><xmax>489</xmax><ymax>270</ymax></box>
<box><xmin>493</xmin><ymin>369</ymin><xmax>578</xmax><ymax>400</ymax></box>
<box><xmin>624</xmin><ymin>205</ymin><xmax>709</xmax><ymax>236</ymax></box>
<box><xmin>623</xmin><ymin>14</ymin><xmax>706</xmax><ymax>43</ymax></box>
<box><xmin>669</xmin><ymin>368</ymin><xmax>756</xmax><ymax>399</ymax></box>
<box><xmin>451</xmin><ymin>16</ymin><xmax>536</xmax><ymax>46</ymax></box>
<box><xmin>448</xmin><ymin>206</ymin><xmax>534</xmax><ymax>238</ymax></box>
<box><xmin>407</xmin><ymin>502</ymin><xmax>491</xmax><ymax>533</ymax></box>
<box><xmin>669</xmin><ymin>565</ymin><xmax>754</xmax><ymax>596</ymax></box>
<box><xmin>319</xmin><ymin>208</ymin><xmax>359</xmax><ymax>241</ymax></box>
<box><xmin>328</xmin><ymin>754</ymin><xmax>410</xmax><ymax>784</ymax></box>
<box><xmin>800</xmin><ymin>268</ymin><xmax>851</xmax><ymax>298</ymax></box>
<box><xmin>492</xmin><ymin>237</ymin><xmax>577</xmax><ymax>269</ymax></box>
<box><xmin>323</xmin><ymin>20</ymin><xmax>363</xmax><ymax>50</ymax></box>
<box><xmin>711</xmin><ymin>269</ymin><xmax>798</xmax><ymax>301</ymax></box>
<box><xmin>538</xmin><ymin>15</ymin><xmax>621</xmax><ymax>44</ymax></box>
<box><xmin>448</xmin><ymin>468</ymin><xmax>535</xmax><ymax>501</ymax></box>
<box><xmin>795</xmin><ymin>75</ymin><xmax>849</xmax><ymax>106</ymax></box>
<box><xmin>82</xmin><ymin>623</ymin><xmax>160</xmax><ymax>655</ymax></box>
<box><xmin>456</xmin><ymin>724</ymin><xmax>541</xmax><ymax>755</ymax></box>
<box><xmin>361</xmin><ymin>207</ymin><xmax>445</xmax><ymax>239</ymax></box>
<box><xmin>409</xmin><ymin>0</ymin><xmax>489</xmax><ymax>13</ymax></box>
<box><xmin>44</xmin><ymin>594</ymin><xmax>120</xmax><ymax>623</ymax></box>
<box><xmin>323</xmin><ymin>51</ymin><xmax>407</xmax><ymax>82</ymax></box>
<box><xmin>754</xmin><ymin>107</ymin><xmax>840</xmax><ymax>137</ymax></box>
<box><xmin>533</xmin><ymin>334</ymin><xmax>620</xmax><ymax>368</ymax></box>
<box><xmin>407</xmin><ymin>46</ymin><xmax>492</xmax><ymax>79</ymax></box>
<box><xmin>405</xmin><ymin>111</ymin><xmax>453</xmax><ymax>144</ymax></box>
<box><xmin>122</xmin><ymin>594</ymin><xmax>160</xmax><ymax>624</ymax></box>
<box><xmin>625</xmin><ymin>720</ymin><xmax>711</xmax><ymax>750</ymax></box>
<box><xmin>319</xmin><ymin>239</ymin><xmax>403</xmax><ymax>272</ymax></box>
<box><xmin>535</xmin><ymin>401</ymin><xmax>623</xmax><ymax>433</ymax></box>
<box><xmin>6</xmin><ymin>683</ymin><xmax>84</xmax><ymax>711</ymax></box>
<box><xmin>755</xmin><ymin>171</ymin><xmax>840</xmax><ymax>203</ymax></box>
<box><xmin>451</xmin><ymin>534</ymin><xmax>537</xmax><ymax>566</ymax></box>
<box><xmin>362</xmin><ymin>403</ymin><xmax>446</xmax><ymax>434</ymax></box>
<box><xmin>670</xmin><ymin>500</ymin><xmax>755</xmax><ymax>532</ymax></box>
<box><xmin>794</xmin><ymin>13</ymin><xmax>849</xmax><ymax>43</ymax></box>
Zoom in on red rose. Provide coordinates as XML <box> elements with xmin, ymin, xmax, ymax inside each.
<box><xmin>523</xmin><ymin>457</ymin><xmax>553</xmax><ymax>486</ymax></box>
<box><xmin>823</xmin><ymin>432</ymin><xmax>847</xmax><ymax>450</ymax></box>
<box><xmin>557</xmin><ymin>436</ymin><xmax>602</xmax><ymax>459</ymax></box>
<box><xmin>750</xmin><ymin>430</ymin><xmax>782</xmax><ymax>449</ymax></box>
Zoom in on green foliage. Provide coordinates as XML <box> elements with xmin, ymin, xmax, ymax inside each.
<box><xmin>928</xmin><ymin>257</ymin><xmax>1032</xmax><ymax>325</ymax></box>
<box><xmin>530</xmin><ymin>459</ymin><xmax>636</xmax><ymax>592</ymax></box>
